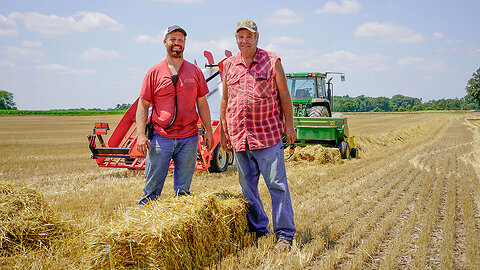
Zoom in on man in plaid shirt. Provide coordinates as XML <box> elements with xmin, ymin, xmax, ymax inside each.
<box><xmin>220</xmin><ymin>20</ymin><xmax>296</xmax><ymax>251</ymax></box>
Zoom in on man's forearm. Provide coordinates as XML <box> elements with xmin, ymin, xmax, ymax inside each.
<box><xmin>197</xmin><ymin>98</ymin><xmax>212</xmax><ymax>132</ymax></box>
<box><xmin>136</xmin><ymin>98</ymin><xmax>150</xmax><ymax>135</ymax></box>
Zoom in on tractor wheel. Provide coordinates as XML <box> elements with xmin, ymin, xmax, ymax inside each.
<box><xmin>350</xmin><ymin>147</ymin><xmax>358</xmax><ymax>158</ymax></box>
<box><xmin>338</xmin><ymin>140</ymin><xmax>350</xmax><ymax>159</ymax></box>
<box><xmin>208</xmin><ymin>144</ymin><xmax>229</xmax><ymax>173</ymax></box>
<box><xmin>308</xmin><ymin>106</ymin><xmax>329</xmax><ymax>117</ymax></box>
<box><xmin>227</xmin><ymin>150</ymin><xmax>234</xmax><ymax>165</ymax></box>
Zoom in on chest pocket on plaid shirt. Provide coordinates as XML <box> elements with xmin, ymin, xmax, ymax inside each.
<box><xmin>226</xmin><ymin>75</ymin><xmax>241</xmax><ymax>97</ymax></box>
<box><xmin>254</xmin><ymin>72</ymin><xmax>275</xmax><ymax>98</ymax></box>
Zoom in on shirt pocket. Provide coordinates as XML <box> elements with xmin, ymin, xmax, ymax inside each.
<box><xmin>227</xmin><ymin>74</ymin><xmax>241</xmax><ymax>97</ymax></box>
<box><xmin>253</xmin><ymin>72</ymin><xmax>274</xmax><ymax>98</ymax></box>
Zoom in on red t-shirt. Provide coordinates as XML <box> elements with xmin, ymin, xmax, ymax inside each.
<box><xmin>139</xmin><ymin>59</ymin><xmax>209</xmax><ymax>139</ymax></box>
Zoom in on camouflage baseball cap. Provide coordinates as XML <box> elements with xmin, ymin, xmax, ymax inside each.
<box><xmin>236</xmin><ymin>20</ymin><xmax>257</xmax><ymax>33</ymax></box>
<box><xmin>165</xmin><ymin>25</ymin><xmax>187</xmax><ymax>37</ymax></box>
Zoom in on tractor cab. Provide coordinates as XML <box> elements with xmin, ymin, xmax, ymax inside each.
<box><xmin>286</xmin><ymin>72</ymin><xmax>331</xmax><ymax>117</ymax></box>
<box><xmin>287</xmin><ymin>72</ymin><xmax>327</xmax><ymax>100</ymax></box>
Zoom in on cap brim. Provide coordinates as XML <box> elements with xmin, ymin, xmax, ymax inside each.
<box><xmin>236</xmin><ymin>27</ymin><xmax>256</xmax><ymax>33</ymax></box>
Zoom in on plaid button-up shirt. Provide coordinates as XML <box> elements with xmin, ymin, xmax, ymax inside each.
<box><xmin>223</xmin><ymin>48</ymin><xmax>284</xmax><ymax>151</ymax></box>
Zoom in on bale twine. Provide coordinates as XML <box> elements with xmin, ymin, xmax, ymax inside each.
<box><xmin>0</xmin><ymin>181</ymin><xmax>68</xmax><ymax>256</ymax></box>
<box><xmin>88</xmin><ymin>192</ymin><xmax>249</xmax><ymax>270</ymax></box>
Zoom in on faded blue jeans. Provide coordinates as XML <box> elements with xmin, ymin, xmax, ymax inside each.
<box><xmin>234</xmin><ymin>141</ymin><xmax>296</xmax><ymax>241</ymax></box>
<box><xmin>138</xmin><ymin>132</ymin><xmax>198</xmax><ymax>205</ymax></box>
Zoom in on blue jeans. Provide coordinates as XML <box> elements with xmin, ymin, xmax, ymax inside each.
<box><xmin>234</xmin><ymin>141</ymin><xmax>296</xmax><ymax>241</ymax></box>
<box><xmin>139</xmin><ymin>132</ymin><xmax>198</xmax><ymax>205</ymax></box>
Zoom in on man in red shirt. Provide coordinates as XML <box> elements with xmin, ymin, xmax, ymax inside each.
<box><xmin>220</xmin><ymin>20</ymin><xmax>296</xmax><ymax>250</ymax></box>
<box><xmin>136</xmin><ymin>25</ymin><xmax>213</xmax><ymax>205</ymax></box>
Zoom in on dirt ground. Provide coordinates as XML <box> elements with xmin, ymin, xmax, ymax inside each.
<box><xmin>1</xmin><ymin>112</ymin><xmax>479</xmax><ymax>269</ymax></box>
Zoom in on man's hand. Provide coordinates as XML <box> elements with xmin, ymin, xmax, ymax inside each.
<box><xmin>203</xmin><ymin>129</ymin><xmax>214</xmax><ymax>152</ymax></box>
<box><xmin>220</xmin><ymin>123</ymin><xmax>231</xmax><ymax>152</ymax></box>
<box><xmin>136</xmin><ymin>133</ymin><xmax>150</xmax><ymax>155</ymax></box>
<box><xmin>285</xmin><ymin>125</ymin><xmax>296</xmax><ymax>145</ymax></box>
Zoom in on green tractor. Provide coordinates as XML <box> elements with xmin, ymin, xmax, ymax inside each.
<box><xmin>286</xmin><ymin>72</ymin><xmax>358</xmax><ymax>159</ymax></box>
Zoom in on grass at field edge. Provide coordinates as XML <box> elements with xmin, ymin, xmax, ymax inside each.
<box><xmin>0</xmin><ymin>110</ymin><xmax>126</xmax><ymax>116</ymax></box>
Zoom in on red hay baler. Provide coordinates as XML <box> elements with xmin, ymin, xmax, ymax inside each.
<box><xmin>87</xmin><ymin>50</ymin><xmax>234</xmax><ymax>173</ymax></box>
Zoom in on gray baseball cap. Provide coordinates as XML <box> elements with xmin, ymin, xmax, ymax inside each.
<box><xmin>236</xmin><ymin>20</ymin><xmax>257</xmax><ymax>33</ymax></box>
<box><xmin>165</xmin><ymin>25</ymin><xmax>187</xmax><ymax>37</ymax></box>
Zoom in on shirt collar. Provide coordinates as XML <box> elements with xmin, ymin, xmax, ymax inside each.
<box><xmin>233</xmin><ymin>48</ymin><xmax>262</xmax><ymax>67</ymax></box>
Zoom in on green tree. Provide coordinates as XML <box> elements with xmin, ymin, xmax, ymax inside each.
<box><xmin>466</xmin><ymin>67</ymin><xmax>480</xmax><ymax>107</ymax></box>
<box><xmin>0</xmin><ymin>90</ymin><xmax>17</xmax><ymax>110</ymax></box>
<box><xmin>343</xmin><ymin>102</ymin><xmax>355</xmax><ymax>112</ymax></box>
<box><xmin>113</xmin><ymin>103</ymin><xmax>131</xmax><ymax>110</ymax></box>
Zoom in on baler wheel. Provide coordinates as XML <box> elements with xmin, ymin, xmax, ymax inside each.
<box><xmin>208</xmin><ymin>144</ymin><xmax>229</xmax><ymax>173</ymax></box>
<box><xmin>350</xmin><ymin>147</ymin><xmax>358</xmax><ymax>158</ymax></box>
<box><xmin>338</xmin><ymin>140</ymin><xmax>350</xmax><ymax>159</ymax></box>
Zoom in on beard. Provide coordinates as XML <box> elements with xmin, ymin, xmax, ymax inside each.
<box><xmin>168</xmin><ymin>44</ymin><xmax>184</xmax><ymax>58</ymax></box>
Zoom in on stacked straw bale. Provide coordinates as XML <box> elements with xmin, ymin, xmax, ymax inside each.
<box><xmin>0</xmin><ymin>181</ymin><xmax>68</xmax><ymax>256</ymax></box>
<box><xmin>88</xmin><ymin>192</ymin><xmax>249</xmax><ymax>269</ymax></box>
<box><xmin>286</xmin><ymin>145</ymin><xmax>342</xmax><ymax>164</ymax></box>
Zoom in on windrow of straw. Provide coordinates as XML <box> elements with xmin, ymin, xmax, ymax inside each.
<box><xmin>0</xmin><ymin>181</ymin><xmax>69</xmax><ymax>256</ymax></box>
<box><xmin>87</xmin><ymin>193</ymin><xmax>250</xmax><ymax>270</ymax></box>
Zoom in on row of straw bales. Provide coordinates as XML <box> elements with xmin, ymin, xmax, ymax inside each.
<box><xmin>87</xmin><ymin>192</ymin><xmax>250</xmax><ymax>269</ymax></box>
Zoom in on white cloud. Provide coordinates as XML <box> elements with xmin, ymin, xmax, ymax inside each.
<box><xmin>268</xmin><ymin>36</ymin><xmax>307</xmax><ymax>46</ymax></box>
<box><xmin>319</xmin><ymin>50</ymin><xmax>389</xmax><ymax>71</ymax></box>
<box><xmin>21</xmin><ymin>40</ymin><xmax>42</xmax><ymax>47</ymax></box>
<box><xmin>0</xmin><ymin>15</ymin><xmax>18</xmax><ymax>37</ymax></box>
<box><xmin>432</xmin><ymin>32</ymin><xmax>444</xmax><ymax>40</ymax></box>
<box><xmin>445</xmin><ymin>39</ymin><xmax>462</xmax><ymax>45</ymax></box>
<box><xmin>4</xmin><ymin>46</ymin><xmax>44</xmax><ymax>59</ymax></box>
<box><xmin>436</xmin><ymin>47</ymin><xmax>458</xmax><ymax>54</ymax></box>
<box><xmin>355</xmin><ymin>22</ymin><xmax>426</xmax><ymax>44</ymax></box>
<box><xmin>135</xmin><ymin>33</ymin><xmax>164</xmax><ymax>44</ymax></box>
<box><xmin>467</xmin><ymin>47</ymin><xmax>480</xmax><ymax>57</ymax></box>
<box><xmin>397</xmin><ymin>56</ymin><xmax>424</xmax><ymax>65</ymax></box>
<box><xmin>271</xmin><ymin>46</ymin><xmax>389</xmax><ymax>74</ymax></box>
<box><xmin>35</xmin><ymin>64</ymin><xmax>95</xmax><ymax>75</ymax></box>
<box><xmin>315</xmin><ymin>0</ymin><xmax>362</xmax><ymax>14</ymax></box>
<box><xmin>266</xmin><ymin>8</ymin><xmax>303</xmax><ymax>25</ymax></box>
<box><xmin>81</xmin><ymin>47</ymin><xmax>125</xmax><ymax>61</ymax></box>
<box><xmin>0</xmin><ymin>59</ymin><xmax>19</xmax><ymax>69</ymax></box>
<box><xmin>397</xmin><ymin>56</ymin><xmax>449</xmax><ymax>72</ymax></box>
<box><xmin>9</xmin><ymin>11</ymin><xmax>123</xmax><ymax>35</ymax></box>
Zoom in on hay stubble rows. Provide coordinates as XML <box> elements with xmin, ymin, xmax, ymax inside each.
<box><xmin>1</xmin><ymin>112</ymin><xmax>479</xmax><ymax>269</ymax></box>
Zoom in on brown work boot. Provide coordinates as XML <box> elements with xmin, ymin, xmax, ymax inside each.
<box><xmin>275</xmin><ymin>237</ymin><xmax>292</xmax><ymax>251</ymax></box>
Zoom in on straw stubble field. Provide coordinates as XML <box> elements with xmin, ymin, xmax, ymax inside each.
<box><xmin>1</xmin><ymin>112</ymin><xmax>480</xmax><ymax>269</ymax></box>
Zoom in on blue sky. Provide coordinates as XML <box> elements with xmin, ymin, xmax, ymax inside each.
<box><xmin>1</xmin><ymin>0</ymin><xmax>479</xmax><ymax>109</ymax></box>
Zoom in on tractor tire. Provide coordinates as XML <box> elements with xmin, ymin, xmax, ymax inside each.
<box><xmin>338</xmin><ymin>140</ymin><xmax>350</xmax><ymax>159</ymax></box>
<box><xmin>208</xmin><ymin>144</ymin><xmax>229</xmax><ymax>173</ymax></box>
<box><xmin>308</xmin><ymin>106</ymin><xmax>329</xmax><ymax>117</ymax></box>
<box><xmin>350</xmin><ymin>147</ymin><xmax>358</xmax><ymax>158</ymax></box>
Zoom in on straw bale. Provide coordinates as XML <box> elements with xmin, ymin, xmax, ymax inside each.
<box><xmin>285</xmin><ymin>145</ymin><xmax>342</xmax><ymax>164</ymax></box>
<box><xmin>0</xmin><ymin>181</ymin><xmax>69</xmax><ymax>256</ymax></box>
<box><xmin>88</xmin><ymin>192</ymin><xmax>250</xmax><ymax>270</ymax></box>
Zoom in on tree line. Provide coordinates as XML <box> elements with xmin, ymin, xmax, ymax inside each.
<box><xmin>332</xmin><ymin>94</ymin><xmax>479</xmax><ymax>112</ymax></box>
<box><xmin>2</xmin><ymin>67</ymin><xmax>480</xmax><ymax>112</ymax></box>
